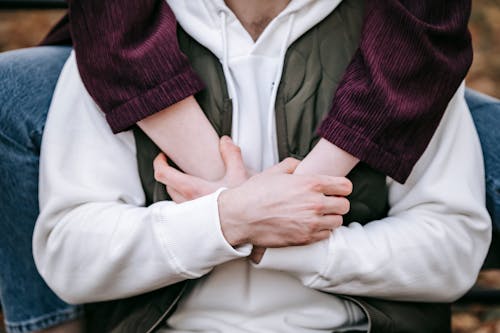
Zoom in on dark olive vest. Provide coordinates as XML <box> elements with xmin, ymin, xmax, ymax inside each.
<box><xmin>84</xmin><ymin>1</ymin><xmax>451</xmax><ymax>332</ymax></box>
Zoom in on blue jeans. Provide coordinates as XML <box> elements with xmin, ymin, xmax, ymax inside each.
<box><xmin>0</xmin><ymin>46</ymin><xmax>499</xmax><ymax>332</ymax></box>
<box><xmin>0</xmin><ymin>47</ymin><xmax>81</xmax><ymax>333</ymax></box>
<box><xmin>466</xmin><ymin>89</ymin><xmax>500</xmax><ymax>230</ymax></box>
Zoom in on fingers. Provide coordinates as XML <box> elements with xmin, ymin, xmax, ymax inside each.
<box><xmin>317</xmin><ymin>196</ymin><xmax>350</xmax><ymax>216</ymax></box>
<box><xmin>264</xmin><ymin>157</ymin><xmax>300</xmax><ymax>175</ymax></box>
<box><xmin>296</xmin><ymin>216</ymin><xmax>342</xmax><ymax>245</ymax></box>
<box><xmin>295</xmin><ymin>227</ymin><xmax>335</xmax><ymax>247</ymax></box>
<box><xmin>153</xmin><ymin>153</ymin><xmax>205</xmax><ymax>199</ymax></box>
<box><xmin>219</xmin><ymin>136</ymin><xmax>247</xmax><ymax>180</ymax></box>
<box><xmin>309</xmin><ymin>175</ymin><xmax>353</xmax><ymax>196</ymax></box>
<box><xmin>313</xmin><ymin>214</ymin><xmax>344</xmax><ymax>231</ymax></box>
<box><xmin>153</xmin><ymin>153</ymin><xmax>190</xmax><ymax>187</ymax></box>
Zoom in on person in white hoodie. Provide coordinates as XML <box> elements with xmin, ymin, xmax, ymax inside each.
<box><xmin>34</xmin><ymin>0</ymin><xmax>491</xmax><ymax>332</ymax></box>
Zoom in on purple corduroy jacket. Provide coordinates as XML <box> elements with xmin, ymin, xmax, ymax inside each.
<box><xmin>42</xmin><ymin>0</ymin><xmax>473</xmax><ymax>183</ymax></box>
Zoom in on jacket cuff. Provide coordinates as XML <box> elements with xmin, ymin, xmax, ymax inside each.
<box><xmin>105</xmin><ymin>67</ymin><xmax>205</xmax><ymax>134</ymax></box>
<box><xmin>152</xmin><ymin>189</ymin><xmax>251</xmax><ymax>278</ymax></box>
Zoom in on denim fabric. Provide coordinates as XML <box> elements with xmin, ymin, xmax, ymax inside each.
<box><xmin>466</xmin><ymin>89</ymin><xmax>500</xmax><ymax>231</ymax></box>
<box><xmin>0</xmin><ymin>46</ymin><xmax>498</xmax><ymax>332</ymax></box>
<box><xmin>0</xmin><ymin>47</ymin><xmax>81</xmax><ymax>333</ymax></box>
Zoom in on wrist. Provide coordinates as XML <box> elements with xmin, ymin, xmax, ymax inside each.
<box><xmin>217</xmin><ymin>189</ymin><xmax>249</xmax><ymax>246</ymax></box>
<box><xmin>295</xmin><ymin>138</ymin><xmax>359</xmax><ymax>176</ymax></box>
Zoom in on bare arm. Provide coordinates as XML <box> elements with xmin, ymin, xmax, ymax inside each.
<box><xmin>317</xmin><ymin>1</ymin><xmax>473</xmax><ymax>183</ymax></box>
<box><xmin>137</xmin><ymin>96</ymin><xmax>225</xmax><ymax>181</ymax></box>
<box><xmin>294</xmin><ymin>139</ymin><xmax>359</xmax><ymax>177</ymax></box>
<box><xmin>47</xmin><ymin>0</ymin><xmax>471</xmax><ymax>185</ymax></box>
<box><xmin>34</xmin><ymin>55</ymin><xmax>351</xmax><ymax>303</ymax></box>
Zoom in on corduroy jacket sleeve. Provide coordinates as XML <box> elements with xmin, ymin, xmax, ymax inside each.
<box><xmin>44</xmin><ymin>0</ymin><xmax>205</xmax><ymax>133</ymax></box>
<box><xmin>42</xmin><ymin>0</ymin><xmax>472</xmax><ymax>183</ymax></box>
<box><xmin>317</xmin><ymin>1</ymin><xmax>473</xmax><ymax>183</ymax></box>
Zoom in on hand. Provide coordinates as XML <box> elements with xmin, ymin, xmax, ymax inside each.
<box><xmin>153</xmin><ymin>136</ymin><xmax>249</xmax><ymax>203</ymax></box>
<box><xmin>217</xmin><ymin>158</ymin><xmax>352</xmax><ymax>248</ymax></box>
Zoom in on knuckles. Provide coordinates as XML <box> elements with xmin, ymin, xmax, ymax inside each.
<box><xmin>305</xmin><ymin>177</ymin><xmax>323</xmax><ymax>192</ymax></box>
<box><xmin>154</xmin><ymin>169</ymin><xmax>167</xmax><ymax>183</ymax></box>
<box><xmin>308</xmin><ymin>220</ymin><xmax>320</xmax><ymax>232</ymax></box>
<box><xmin>312</xmin><ymin>202</ymin><xmax>325</xmax><ymax>215</ymax></box>
<box><xmin>281</xmin><ymin>157</ymin><xmax>300</xmax><ymax>172</ymax></box>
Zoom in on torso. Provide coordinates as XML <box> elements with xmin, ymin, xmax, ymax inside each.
<box><xmin>162</xmin><ymin>1</ymin><xmax>368</xmax><ymax>331</ymax></box>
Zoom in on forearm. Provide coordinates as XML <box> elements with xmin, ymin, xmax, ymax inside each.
<box><xmin>294</xmin><ymin>138</ymin><xmax>359</xmax><ymax>177</ymax></box>
<box><xmin>138</xmin><ymin>96</ymin><xmax>225</xmax><ymax>180</ymax></box>
<box><xmin>257</xmin><ymin>87</ymin><xmax>491</xmax><ymax>302</ymax></box>
<box><xmin>34</xmin><ymin>53</ymin><xmax>248</xmax><ymax>304</ymax></box>
<box><xmin>66</xmin><ymin>0</ymin><xmax>204</xmax><ymax>133</ymax></box>
<box><xmin>318</xmin><ymin>0</ymin><xmax>473</xmax><ymax>183</ymax></box>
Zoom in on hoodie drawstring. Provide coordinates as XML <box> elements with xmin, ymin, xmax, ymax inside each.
<box><xmin>267</xmin><ymin>14</ymin><xmax>295</xmax><ymax>163</ymax></box>
<box><xmin>220</xmin><ymin>11</ymin><xmax>241</xmax><ymax>143</ymax></box>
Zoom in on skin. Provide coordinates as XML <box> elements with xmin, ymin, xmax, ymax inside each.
<box><xmin>153</xmin><ymin>137</ymin><xmax>352</xmax><ymax>259</ymax></box>
<box><xmin>42</xmin><ymin>2</ymin><xmax>356</xmax><ymax>331</ymax></box>
<box><xmin>138</xmin><ymin>96</ymin><xmax>225</xmax><ymax>181</ymax></box>
<box><xmin>138</xmin><ymin>0</ymin><xmax>359</xmax><ymax>182</ymax></box>
<box><xmin>143</xmin><ymin>0</ymin><xmax>359</xmax><ymax>261</ymax></box>
<box><xmin>224</xmin><ymin>0</ymin><xmax>292</xmax><ymax>41</ymax></box>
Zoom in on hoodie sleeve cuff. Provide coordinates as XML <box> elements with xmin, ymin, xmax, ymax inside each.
<box><xmin>252</xmin><ymin>240</ymin><xmax>329</xmax><ymax>286</ymax></box>
<box><xmin>152</xmin><ymin>189</ymin><xmax>251</xmax><ymax>278</ymax></box>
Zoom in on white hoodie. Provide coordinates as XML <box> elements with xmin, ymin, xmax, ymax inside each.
<box><xmin>167</xmin><ymin>0</ymin><xmax>343</xmax><ymax>172</ymax></box>
<box><xmin>34</xmin><ymin>0</ymin><xmax>491</xmax><ymax>332</ymax></box>
<box><xmin>162</xmin><ymin>2</ymin><xmax>370</xmax><ymax>332</ymax></box>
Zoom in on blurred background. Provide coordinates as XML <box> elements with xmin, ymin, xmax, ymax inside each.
<box><xmin>1</xmin><ymin>1</ymin><xmax>499</xmax><ymax>98</ymax></box>
<box><xmin>0</xmin><ymin>2</ymin><xmax>499</xmax><ymax>333</ymax></box>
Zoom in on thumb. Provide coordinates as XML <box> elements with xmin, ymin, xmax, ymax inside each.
<box><xmin>153</xmin><ymin>153</ymin><xmax>194</xmax><ymax>188</ymax></box>
<box><xmin>263</xmin><ymin>157</ymin><xmax>300</xmax><ymax>175</ymax></box>
<box><xmin>220</xmin><ymin>136</ymin><xmax>247</xmax><ymax>180</ymax></box>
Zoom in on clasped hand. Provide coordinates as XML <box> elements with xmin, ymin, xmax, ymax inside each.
<box><xmin>153</xmin><ymin>136</ymin><xmax>352</xmax><ymax>263</ymax></box>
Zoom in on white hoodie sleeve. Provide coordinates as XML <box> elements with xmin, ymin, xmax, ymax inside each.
<box><xmin>255</xmin><ymin>84</ymin><xmax>492</xmax><ymax>302</ymax></box>
<box><xmin>33</xmin><ymin>52</ymin><xmax>250</xmax><ymax>305</ymax></box>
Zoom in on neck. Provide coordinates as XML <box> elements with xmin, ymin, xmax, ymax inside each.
<box><xmin>224</xmin><ymin>0</ymin><xmax>291</xmax><ymax>41</ymax></box>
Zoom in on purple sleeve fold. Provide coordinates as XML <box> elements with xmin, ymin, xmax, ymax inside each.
<box><xmin>66</xmin><ymin>0</ymin><xmax>204</xmax><ymax>133</ymax></box>
<box><xmin>42</xmin><ymin>1</ymin><xmax>473</xmax><ymax>182</ymax></box>
<box><xmin>317</xmin><ymin>0</ymin><xmax>473</xmax><ymax>183</ymax></box>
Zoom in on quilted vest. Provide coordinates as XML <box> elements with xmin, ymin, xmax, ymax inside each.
<box><xmin>84</xmin><ymin>1</ymin><xmax>451</xmax><ymax>332</ymax></box>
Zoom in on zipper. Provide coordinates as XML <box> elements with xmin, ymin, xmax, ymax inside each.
<box><xmin>340</xmin><ymin>295</ymin><xmax>373</xmax><ymax>333</ymax></box>
<box><xmin>144</xmin><ymin>282</ymin><xmax>190</xmax><ymax>333</ymax></box>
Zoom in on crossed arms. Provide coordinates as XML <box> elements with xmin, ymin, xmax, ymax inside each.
<box><xmin>34</xmin><ymin>53</ymin><xmax>491</xmax><ymax>305</ymax></box>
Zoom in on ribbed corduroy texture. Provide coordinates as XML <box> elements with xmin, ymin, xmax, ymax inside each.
<box><xmin>42</xmin><ymin>0</ymin><xmax>472</xmax><ymax>183</ymax></box>
<box><xmin>317</xmin><ymin>0</ymin><xmax>473</xmax><ymax>182</ymax></box>
<box><xmin>43</xmin><ymin>0</ymin><xmax>205</xmax><ymax>133</ymax></box>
